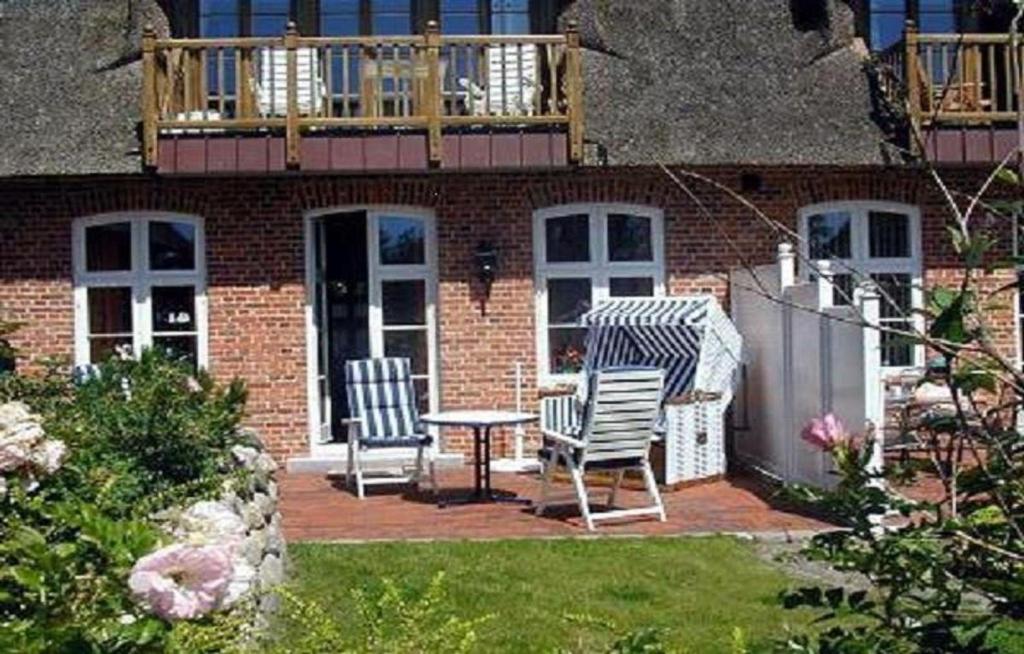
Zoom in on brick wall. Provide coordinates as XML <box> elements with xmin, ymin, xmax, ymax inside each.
<box><xmin>0</xmin><ymin>165</ymin><xmax>1016</xmax><ymax>462</ymax></box>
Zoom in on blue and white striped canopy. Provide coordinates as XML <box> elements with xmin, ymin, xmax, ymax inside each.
<box><xmin>581</xmin><ymin>297</ymin><xmax>711</xmax><ymax>399</ymax></box>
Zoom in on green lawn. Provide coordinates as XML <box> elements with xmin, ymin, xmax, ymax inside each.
<box><xmin>279</xmin><ymin>537</ymin><xmax>818</xmax><ymax>653</ymax></box>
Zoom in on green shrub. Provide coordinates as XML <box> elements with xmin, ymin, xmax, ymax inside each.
<box><xmin>0</xmin><ymin>348</ymin><xmax>252</xmax><ymax>653</ymax></box>
<box><xmin>45</xmin><ymin>349</ymin><xmax>249</xmax><ymax>518</ymax></box>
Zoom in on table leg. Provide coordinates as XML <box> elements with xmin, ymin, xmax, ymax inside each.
<box><xmin>484</xmin><ymin>425</ymin><xmax>492</xmax><ymax>497</ymax></box>
<box><xmin>473</xmin><ymin>425</ymin><xmax>483</xmax><ymax>498</ymax></box>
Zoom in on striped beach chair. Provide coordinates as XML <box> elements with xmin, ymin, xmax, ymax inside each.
<box><xmin>344</xmin><ymin>358</ymin><xmax>437</xmax><ymax>499</ymax></box>
<box><xmin>535</xmin><ymin>367</ymin><xmax>667</xmax><ymax>531</ymax></box>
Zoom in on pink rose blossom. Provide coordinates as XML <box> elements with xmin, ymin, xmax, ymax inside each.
<box><xmin>801</xmin><ymin>413</ymin><xmax>849</xmax><ymax>452</ymax></box>
<box><xmin>128</xmin><ymin>544</ymin><xmax>234</xmax><ymax>620</ymax></box>
<box><xmin>31</xmin><ymin>439</ymin><xmax>66</xmax><ymax>475</ymax></box>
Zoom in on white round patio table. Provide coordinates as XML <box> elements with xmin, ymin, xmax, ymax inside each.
<box><xmin>420</xmin><ymin>410</ymin><xmax>538</xmax><ymax>505</ymax></box>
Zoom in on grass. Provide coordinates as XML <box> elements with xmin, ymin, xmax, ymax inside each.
<box><xmin>280</xmin><ymin>536</ymin><xmax>819</xmax><ymax>653</ymax></box>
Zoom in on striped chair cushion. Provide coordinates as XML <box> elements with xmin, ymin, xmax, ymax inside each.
<box><xmin>344</xmin><ymin>358</ymin><xmax>428</xmax><ymax>445</ymax></box>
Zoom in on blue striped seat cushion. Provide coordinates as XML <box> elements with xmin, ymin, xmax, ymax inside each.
<box><xmin>345</xmin><ymin>358</ymin><xmax>425</xmax><ymax>443</ymax></box>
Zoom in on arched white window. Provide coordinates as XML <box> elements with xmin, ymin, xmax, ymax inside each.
<box><xmin>72</xmin><ymin>213</ymin><xmax>208</xmax><ymax>369</ymax></box>
<box><xmin>798</xmin><ymin>201</ymin><xmax>923</xmax><ymax>370</ymax></box>
<box><xmin>533</xmin><ymin>204</ymin><xmax>665</xmax><ymax>384</ymax></box>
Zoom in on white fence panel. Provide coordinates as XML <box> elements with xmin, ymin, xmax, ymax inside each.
<box><xmin>730</xmin><ymin>244</ymin><xmax>882</xmax><ymax>488</ymax></box>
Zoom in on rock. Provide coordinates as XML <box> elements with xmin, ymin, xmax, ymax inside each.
<box><xmin>242</xmin><ymin>529</ymin><xmax>268</xmax><ymax>567</ymax></box>
<box><xmin>252</xmin><ymin>491</ymin><xmax>275</xmax><ymax>519</ymax></box>
<box><xmin>255</xmin><ymin>452</ymin><xmax>278</xmax><ymax>474</ymax></box>
<box><xmin>266</xmin><ymin>480</ymin><xmax>279</xmax><ymax>502</ymax></box>
<box><xmin>265</xmin><ymin>514</ymin><xmax>285</xmax><ymax>556</ymax></box>
<box><xmin>222</xmin><ymin>559</ymin><xmax>258</xmax><ymax>608</ymax></box>
<box><xmin>240</xmin><ymin>502</ymin><xmax>266</xmax><ymax>531</ymax></box>
<box><xmin>231</xmin><ymin>445</ymin><xmax>260</xmax><ymax>470</ymax></box>
<box><xmin>259</xmin><ymin>554</ymin><xmax>284</xmax><ymax>587</ymax></box>
<box><xmin>219</xmin><ymin>487</ymin><xmax>243</xmax><ymax>514</ymax></box>
<box><xmin>177</xmin><ymin>500</ymin><xmax>247</xmax><ymax>543</ymax></box>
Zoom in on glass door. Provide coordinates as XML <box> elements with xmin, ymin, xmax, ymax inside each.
<box><xmin>368</xmin><ymin>211</ymin><xmax>438</xmax><ymax>418</ymax></box>
<box><xmin>308</xmin><ymin>208</ymin><xmax>438</xmax><ymax>455</ymax></box>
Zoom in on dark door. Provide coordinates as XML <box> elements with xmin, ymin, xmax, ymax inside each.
<box><xmin>324</xmin><ymin>211</ymin><xmax>370</xmax><ymax>439</ymax></box>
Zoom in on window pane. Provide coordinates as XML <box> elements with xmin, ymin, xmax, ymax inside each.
<box><xmin>547</xmin><ymin>278</ymin><xmax>591</xmax><ymax>324</ymax></box>
<box><xmin>379</xmin><ymin>216</ymin><xmax>425</xmax><ymax>265</ymax></box>
<box><xmin>830</xmin><ymin>273</ymin><xmax>855</xmax><ymax>306</ymax></box>
<box><xmin>321</xmin><ymin>0</ymin><xmax>360</xmax><ymax>35</ymax></box>
<box><xmin>371</xmin><ymin>0</ymin><xmax>411</xmax><ymax>34</ymax></box>
<box><xmin>609</xmin><ymin>277</ymin><xmax>655</xmax><ymax>297</ymax></box>
<box><xmin>153</xmin><ymin>335</ymin><xmax>198</xmax><ymax>368</ymax></box>
<box><xmin>869</xmin><ymin>0</ymin><xmax>906</xmax><ymax>51</ymax></box>
<box><xmin>90</xmin><ymin>337</ymin><xmax>133</xmax><ymax>363</ymax></box>
<box><xmin>382</xmin><ymin>280</ymin><xmax>426</xmax><ymax>325</ymax></box>
<box><xmin>413</xmin><ymin>377</ymin><xmax>430</xmax><ymax>414</ymax></box>
<box><xmin>549</xmin><ymin>328</ymin><xmax>587</xmax><ymax>375</ymax></box>
<box><xmin>442</xmin><ymin>0</ymin><xmax>481</xmax><ymax>33</ymax></box>
<box><xmin>88</xmin><ymin>287</ymin><xmax>133</xmax><ymax>335</ymax></box>
<box><xmin>545</xmin><ymin>214</ymin><xmax>590</xmax><ymax>263</ymax></box>
<box><xmin>253</xmin><ymin>15</ymin><xmax>289</xmax><ymax>35</ymax></box>
<box><xmin>607</xmin><ymin>213</ymin><xmax>653</xmax><ymax>262</ymax></box>
<box><xmin>869</xmin><ymin>211</ymin><xmax>910</xmax><ymax>258</ymax></box>
<box><xmin>384</xmin><ymin>330</ymin><xmax>428</xmax><ymax>375</ymax></box>
<box><xmin>919</xmin><ymin>0</ymin><xmax>955</xmax><ymax>33</ymax></box>
<box><xmin>880</xmin><ymin>324</ymin><xmax>914</xmax><ymax>367</ymax></box>
<box><xmin>253</xmin><ymin>0</ymin><xmax>289</xmax><ymax>12</ymax></box>
<box><xmin>86</xmin><ymin>222</ymin><xmax>132</xmax><ymax>272</ymax></box>
<box><xmin>492</xmin><ymin>0</ymin><xmax>530</xmax><ymax>34</ymax></box>
<box><xmin>152</xmin><ymin>286</ymin><xmax>196</xmax><ymax>333</ymax></box>
<box><xmin>807</xmin><ymin>212</ymin><xmax>852</xmax><ymax>260</ymax></box>
<box><xmin>149</xmin><ymin>221</ymin><xmax>196</xmax><ymax>271</ymax></box>
<box><xmin>872</xmin><ymin>273</ymin><xmax>913</xmax><ymax>318</ymax></box>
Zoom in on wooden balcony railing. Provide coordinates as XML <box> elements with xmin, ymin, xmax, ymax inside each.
<box><xmin>877</xmin><ymin>22</ymin><xmax>1024</xmax><ymax>135</ymax></box>
<box><xmin>141</xmin><ymin>21</ymin><xmax>584</xmax><ymax>169</ymax></box>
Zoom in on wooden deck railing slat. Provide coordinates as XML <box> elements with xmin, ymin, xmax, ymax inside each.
<box><xmin>141</xmin><ymin>22</ymin><xmax>584</xmax><ymax>168</ymax></box>
<box><xmin>877</xmin><ymin>22</ymin><xmax>1024</xmax><ymax>152</ymax></box>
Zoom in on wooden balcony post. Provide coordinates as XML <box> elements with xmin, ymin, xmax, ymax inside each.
<box><xmin>285</xmin><ymin>21</ymin><xmax>300</xmax><ymax>167</ymax></box>
<box><xmin>142</xmin><ymin>24</ymin><xmax>158</xmax><ymax>168</ymax></box>
<box><xmin>565</xmin><ymin>20</ymin><xmax>584</xmax><ymax>164</ymax></box>
<box><xmin>904</xmin><ymin>20</ymin><xmax>922</xmax><ymax>148</ymax></box>
<box><xmin>424</xmin><ymin>20</ymin><xmax>443</xmax><ymax>165</ymax></box>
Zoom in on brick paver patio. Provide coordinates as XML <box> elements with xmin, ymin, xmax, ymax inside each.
<box><xmin>280</xmin><ymin>467</ymin><xmax>834</xmax><ymax>542</ymax></box>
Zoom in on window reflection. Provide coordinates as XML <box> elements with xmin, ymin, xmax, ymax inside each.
<box><xmin>545</xmin><ymin>214</ymin><xmax>590</xmax><ymax>263</ymax></box>
<box><xmin>807</xmin><ymin>212</ymin><xmax>852</xmax><ymax>260</ymax></box>
<box><xmin>607</xmin><ymin>214</ymin><xmax>653</xmax><ymax>262</ymax></box>
<box><xmin>86</xmin><ymin>222</ymin><xmax>132</xmax><ymax>272</ymax></box>
<box><xmin>378</xmin><ymin>216</ymin><xmax>426</xmax><ymax>265</ymax></box>
<box><xmin>150</xmin><ymin>221</ymin><xmax>197</xmax><ymax>271</ymax></box>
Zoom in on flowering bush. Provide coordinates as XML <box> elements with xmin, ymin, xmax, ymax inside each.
<box><xmin>128</xmin><ymin>543</ymin><xmax>235</xmax><ymax>621</ymax></box>
<box><xmin>0</xmin><ymin>347</ymin><xmax>278</xmax><ymax>653</ymax></box>
<box><xmin>0</xmin><ymin>401</ymin><xmax>66</xmax><ymax>494</ymax></box>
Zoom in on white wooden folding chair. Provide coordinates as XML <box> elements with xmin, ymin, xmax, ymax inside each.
<box><xmin>535</xmin><ymin>367</ymin><xmax>667</xmax><ymax>531</ymax></box>
<box><xmin>344</xmin><ymin>357</ymin><xmax>438</xmax><ymax>499</ymax></box>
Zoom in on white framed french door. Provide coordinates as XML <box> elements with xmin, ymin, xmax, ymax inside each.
<box><xmin>305</xmin><ymin>207</ymin><xmax>440</xmax><ymax>457</ymax></box>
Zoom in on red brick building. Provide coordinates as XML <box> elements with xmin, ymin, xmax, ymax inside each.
<box><xmin>1</xmin><ymin>1</ymin><xmax>1019</xmax><ymax>468</ymax></box>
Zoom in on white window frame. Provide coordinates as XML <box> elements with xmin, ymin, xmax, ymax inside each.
<box><xmin>797</xmin><ymin>201</ymin><xmax>924</xmax><ymax>372</ymax></box>
<box><xmin>533</xmin><ymin>203</ymin><xmax>665</xmax><ymax>386</ymax></box>
<box><xmin>72</xmin><ymin>212</ymin><xmax>209</xmax><ymax>369</ymax></box>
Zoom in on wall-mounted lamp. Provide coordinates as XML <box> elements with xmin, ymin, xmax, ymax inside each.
<box><xmin>473</xmin><ymin>241</ymin><xmax>499</xmax><ymax>315</ymax></box>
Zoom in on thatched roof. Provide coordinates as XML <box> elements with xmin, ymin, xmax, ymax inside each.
<box><xmin>568</xmin><ymin>0</ymin><xmax>887</xmax><ymax>166</ymax></box>
<box><xmin>0</xmin><ymin>0</ymin><xmax>886</xmax><ymax>177</ymax></box>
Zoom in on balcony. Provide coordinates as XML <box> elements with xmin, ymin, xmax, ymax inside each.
<box><xmin>141</xmin><ymin>21</ymin><xmax>583</xmax><ymax>174</ymax></box>
<box><xmin>877</xmin><ymin>26</ymin><xmax>1023</xmax><ymax>163</ymax></box>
